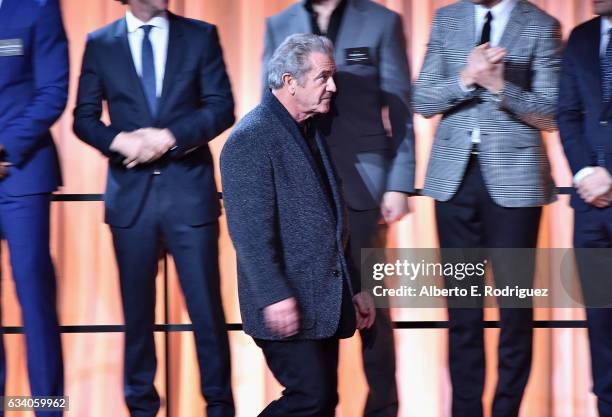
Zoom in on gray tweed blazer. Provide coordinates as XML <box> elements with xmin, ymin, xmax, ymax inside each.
<box><xmin>413</xmin><ymin>0</ymin><xmax>562</xmax><ymax>207</ymax></box>
<box><xmin>220</xmin><ymin>91</ymin><xmax>355</xmax><ymax>341</ymax></box>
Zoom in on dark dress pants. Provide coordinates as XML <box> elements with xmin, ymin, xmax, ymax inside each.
<box><xmin>255</xmin><ymin>338</ymin><xmax>340</xmax><ymax>417</ymax></box>
<box><xmin>0</xmin><ymin>190</ymin><xmax>63</xmax><ymax>417</ymax></box>
<box><xmin>347</xmin><ymin>208</ymin><xmax>398</xmax><ymax>417</ymax></box>
<box><xmin>111</xmin><ymin>176</ymin><xmax>233</xmax><ymax>417</ymax></box>
<box><xmin>435</xmin><ymin>155</ymin><xmax>541</xmax><ymax>417</ymax></box>
<box><xmin>254</xmin><ymin>280</ymin><xmax>356</xmax><ymax>417</ymax></box>
<box><xmin>573</xmin><ymin>206</ymin><xmax>612</xmax><ymax>417</ymax></box>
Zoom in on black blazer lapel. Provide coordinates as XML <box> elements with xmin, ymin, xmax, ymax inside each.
<box><xmin>157</xmin><ymin>12</ymin><xmax>184</xmax><ymax>118</ymax></box>
<box><xmin>333</xmin><ymin>0</ymin><xmax>367</xmax><ymax>63</ymax></box>
<box><xmin>315</xmin><ymin>132</ymin><xmax>344</xmax><ymax>226</ymax></box>
<box><xmin>263</xmin><ymin>91</ymin><xmax>336</xmax><ymax>217</ymax></box>
<box><xmin>112</xmin><ymin>18</ymin><xmax>154</xmax><ymax>121</ymax></box>
<box><xmin>265</xmin><ymin>91</ymin><xmax>321</xmax><ymax>175</ymax></box>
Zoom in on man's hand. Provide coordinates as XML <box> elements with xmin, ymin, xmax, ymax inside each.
<box><xmin>381</xmin><ymin>191</ymin><xmax>411</xmax><ymax>224</ymax></box>
<box><xmin>591</xmin><ymin>193</ymin><xmax>612</xmax><ymax>209</ymax></box>
<box><xmin>263</xmin><ymin>297</ymin><xmax>300</xmax><ymax>337</ymax></box>
<box><xmin>110</xmin><ymin>131</ymin><xmax>150</xmax><ymax>167</ymax></box>
<box><xmin>110</xmin><ymin>128</ymin><xmax>176</xmax><ymax>168</ymax></box>
<box><xmin>476</xmin><ymin>60</ymin><xmax>505</xmax><ymax>94</ymax></box>
<box><xmin>353</xmin><ymin>292</ymin><xmax>376</xmax><ymax>330</ymax></box>
<box><xmin>0</xmin><ymin>161</ymin><xmax>10</xmax><ymax>179</ymax></box>
<box><xmin>0</xmin><ymin>145</ymin><xmax>10</xmax><ymax>179</ymax></box>
<box><xmin>577</xmin><ymin>167</ymin><xmax>612</xmax><ymax>205</ymax></box>
<box><xmin>460</xmin><ymin>43</ymin><xmax>506</xmax><ymax>92</ymax></box>
<box><xmin>138</xmin><ymin>128</ymin><xmax>176</xmax><ymax>154</ymax></box>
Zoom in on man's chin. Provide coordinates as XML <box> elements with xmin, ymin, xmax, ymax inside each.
<box><xmin>317</xmin><ymin>103</ymin><xmax>331</xmax><ymax>114</ymax></box>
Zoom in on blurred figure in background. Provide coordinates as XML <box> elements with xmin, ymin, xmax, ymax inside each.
<box><xmin>0</xmin><ymin>1</ymin><xmax>67</xmax><ymax>416</ymax></box>
<box><xmin>262</xmin><ymin>2</ymin><xmax>416</xmax><ymax>415</ymax></box>
<box><xmin>73</xmin><ymin>0</ymin><xmax>235</xmax><ymax>416</ymax></box>
<box><xmin>558</xmin><ymin>1</ymin><xmax>612</xmax><ymax>416</ymax></box>
<box><xmin>413</xmin><ymin>0</ymin><xmax>561</xmax><ymax>416</ymax></box>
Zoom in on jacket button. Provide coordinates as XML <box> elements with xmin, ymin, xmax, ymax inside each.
<box><xmin>600</xmin><ymin>120</ymin><xmax>609</xmax><ymax>126</ymax></box>
<box><xmin>332</xmin><ymin>270</ymin><xmax>340</xmax><ymax>277</ymax></box>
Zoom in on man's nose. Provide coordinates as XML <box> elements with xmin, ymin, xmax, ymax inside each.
<box><xmin>327</xmin><ymin>76</ymin><xmax>337</xmax><ymax>93</ymax></box>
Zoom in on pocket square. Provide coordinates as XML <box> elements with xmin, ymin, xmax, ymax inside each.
<box><xmin>0</xmin><ymin>39</ymin><xmax>24</xmax><ymax>57</ymax></box>
<box><xmin>345</xmin><ymin>47</ymin><xmax>373</xmax><ymax>65</ymax></box>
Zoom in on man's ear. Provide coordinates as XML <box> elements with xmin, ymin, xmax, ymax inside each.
<box><xmin>282</xmin><ymin>73</ymin><xmax>296</xmax><ymax>95</ymax></box>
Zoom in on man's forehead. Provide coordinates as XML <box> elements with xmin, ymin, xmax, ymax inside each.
<box><xmin>309</xmin><ymin>52</ymin><xmax>336</xmax><ymax>71</ymax></box>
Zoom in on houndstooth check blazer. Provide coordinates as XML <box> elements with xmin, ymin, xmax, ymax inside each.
<box><xmin>413</xmin><ymin>0</ymin><xmax>561</xmax><ymax>207</ymax></box>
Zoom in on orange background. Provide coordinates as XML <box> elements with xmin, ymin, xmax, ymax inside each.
<box><xmin>0</xmin><ymin>0</ymin><xmax>600</xmax><ymax>416</ymax></box>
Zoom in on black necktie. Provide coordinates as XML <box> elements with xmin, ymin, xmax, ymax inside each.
<box><xmin>140</xmin><ymin>25</ymin><xmax>157</xmax><ymax>115</ymax></box>
<box><xmin>480</xmin><ymin>11</ymin><xmax>493</xmax><ymax>45</ymax></box>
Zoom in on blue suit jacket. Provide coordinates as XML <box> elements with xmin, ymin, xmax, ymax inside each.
<box><xmin>0</xmin><ymin>0</ymin><xmax>68</xmax><ymax>196</ymax></box>
<box><xmin>558</xmin><ymin>17</ymin><xmax>612</xmax><ymax>211</ymax></box>
<box><xmin>73</xmin><ymin>13</ymin><xmax>234</xmax><ymax>227</ymax></box>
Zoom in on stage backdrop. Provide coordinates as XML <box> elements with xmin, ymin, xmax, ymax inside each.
<box><xmin>0</xmin><ymin>0</ymin><xmax>599</xmax><ymax>416</ymax></box>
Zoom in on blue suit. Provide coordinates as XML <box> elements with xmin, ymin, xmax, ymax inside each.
<box><xmin>0</xmin><ymin>0</ymin><xmax>67</xmax><ymax>415</ymax></box>
<box><xmin>558</xmin><ymin>16</ymin><xmax>612</xmax><ymax>417</ymax></box>
<box><xmin>73</xmin><ymin>12</ymin><xmax>235</xmax><ymax>417</ymax></box>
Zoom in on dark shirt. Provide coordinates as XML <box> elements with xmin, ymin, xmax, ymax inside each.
<box><xmin>304</xmin><ymin>0</ymin><xmax>348</xmax><ymax>45</ymax></box>
<box><xmin>296</xmin><ymin>118</ymin><xmax>335</xmax><ymax>213</ymax></box>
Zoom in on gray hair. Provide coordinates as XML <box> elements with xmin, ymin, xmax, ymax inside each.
<box><xmin>267</xmin><ymin>33</ymin><xmax>334</xmax><ymax>90</ymax></box>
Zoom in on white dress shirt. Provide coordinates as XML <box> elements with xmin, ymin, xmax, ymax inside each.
<box><xmin>125</xmin><ymin>11</ymin><xmax>169</xmax><ymax>98</ymax></box>
<box><xmin>462</xmin><ymin>0</ymin><xmax>518</xmax><ymax>143</ymax></box>
<box><xmin>475</xmin><ymin>0</ymin><xmax>518</xmax><ymax>48</ymax></box>
<box><xmin>600</xmin><ymin>17</ymin><xmax>612</xmax><ymax>57</ymax></box>
<box><xmin>573</xmin><ymin>17</ymin><xmax>612</xmax><ymax>185</ymax></box>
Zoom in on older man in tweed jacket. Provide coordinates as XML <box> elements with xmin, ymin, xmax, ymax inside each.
<box><xmin>221</xmin><ymin>34</ymin><xmax>375</xmax><ymax>417</ymax></box>
<box><xmin>413</xmin><ymin>1</ymin><xmax>561</xmax><ymax>417</ymax></box>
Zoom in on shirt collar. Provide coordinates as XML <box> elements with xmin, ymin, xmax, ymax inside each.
<box><xmin>602</xmin><ymin>16</ymin><xmax>612</xmax><ymax>38</ymax></box>
<box><xmin>475</xmin><ymin>0</ymin><xmax>518</xmax><ymax>22</ymax></box>
<box><xmin>125</xmin><ymin>10</ymin><xmax>169</xmax><ymax>34</ymax></box>
<box><xmin>303</xmin><ymin>0</ymin><xmax>348</xmax><ymax>14</ymax></box>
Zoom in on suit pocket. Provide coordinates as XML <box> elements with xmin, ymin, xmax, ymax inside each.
<box><xmin>496</xmin><ymin>134</ymin><xmax>542</xmax><ymax>149</ymax></box>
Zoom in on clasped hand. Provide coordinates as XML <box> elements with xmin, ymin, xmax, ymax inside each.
<box><xmin>460</xmin><ymin>43</ymin><xmax>506</xmax><ymax>94</ymax></box>
<box><xmin>577</xmin><ymin>167</ymin><xmax>612</xmax><ymax>208</ymax></box>
<box><xmin>110</xmin><ymin>128</ymin><xmax>176</xmax><ymax>168</ymax></box>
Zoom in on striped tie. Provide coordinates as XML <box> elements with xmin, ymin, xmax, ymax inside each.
<box><xmin>603</xmin><ymin>28</ymin><xmax>612</xmax><ymax>102</ymax></box>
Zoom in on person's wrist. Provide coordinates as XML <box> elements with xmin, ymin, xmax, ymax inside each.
<box><xmin>491</xmin><ymin>81</ymin><xmax>505</xmax><ymax>102</ymax></box>
<box><xmin>460</xmin><ymin>68</ymin><xmax>475</xmax><ymax>89</ymax></box>
<box><xmin>109</xmin><ymin>132</ymin><xmax>125</xmax><ymax>152</ymax></box>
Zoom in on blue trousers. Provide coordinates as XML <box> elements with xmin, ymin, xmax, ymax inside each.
<box><xmin>0</xmin><ymin>189</ymin><xmax>63</xmax><ymax>417</ymax></box>
<box><xmin>574</xmin><ymin>206</ymin><xmax>612</xmax><ymax>417</ymax></box>
<box><xmin>110</xmin><ymin>176</ymin><xmax>233</xmax><ymax>417</ymax></box>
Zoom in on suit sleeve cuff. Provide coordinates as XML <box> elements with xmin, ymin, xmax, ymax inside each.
<box><xmin>257</xmin><ymin>287</ymin><xmax>294</xmax><ymax>311</ymax></box>
<box><xmin>458</xmin><ymin>76</ymin><xmax>476</xmax><ymax>94</ymax></box>
<box><xmin>574</xmin><ymin>167</ymin><xmax>596</xmax><ymax>186</ymax></box>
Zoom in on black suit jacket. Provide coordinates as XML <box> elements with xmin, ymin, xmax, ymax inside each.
<box><xmin>558</xmin><ymin>17</ymin><xmax>612</xmax><ymax>211</ymax></box>
<box><xmin>73</xmin><ymin>12</ymin><xmax>234</xmax><ymax>227</ymax></box>
<box><xmin>221</xmin><ymin>91</ymin><xmax>356</xmax><ymax>340</ymax></box>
